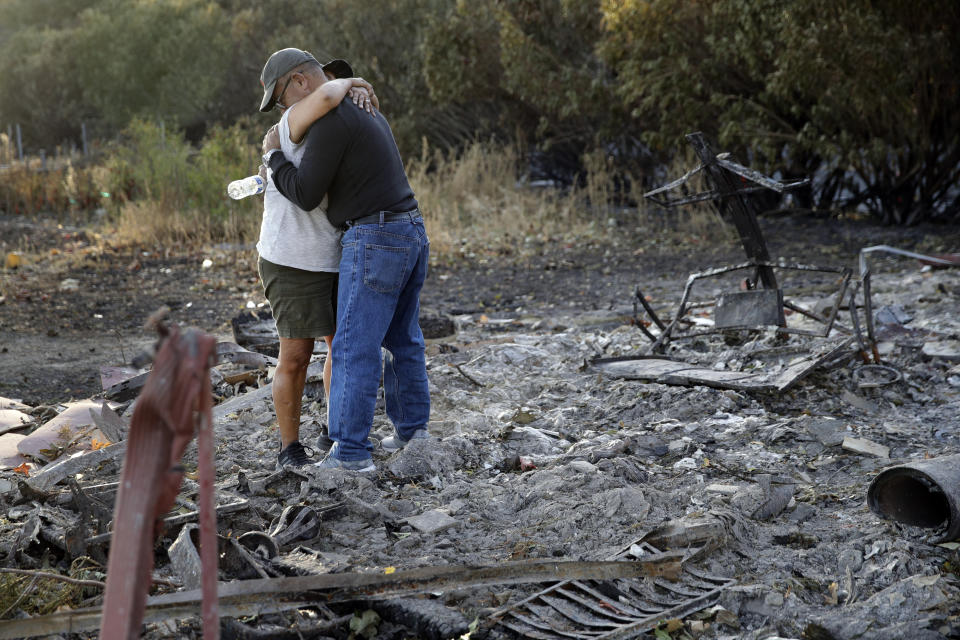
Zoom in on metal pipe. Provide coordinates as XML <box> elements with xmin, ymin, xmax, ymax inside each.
<box><xmin>867</xmin><ymin>455</ymin><xmax>960</xmax><ymax>542</ymax></box>
<box><xmin>862</xmin><ymin>271</ymin><xmax>881</xmax><ymax>363</ymax></box>
<box><xmin>634</xmin><ymin>286</ymin><xmax>666</xmax><ymax>330</ymax></box>
<box><xmin>859</xmin><ymin>245</ymin><xmax>957</xmax><ymax>276</ymax></box>
<box><xmin>847</xmin><ymin>280</ymin><xmax>870</xmax><ymax>362</ymax></box>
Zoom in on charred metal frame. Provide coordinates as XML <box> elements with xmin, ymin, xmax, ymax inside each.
<box><xmin>856</xmin><ymin>245</ymin><xmax>960</xmax><ymax>363</ymax></box>
<box><xmin>639</xmin><ymin>133</ymin><xmax>875</xmax><ymax>355</ymax></box>
<box><xmin>645</xmin><ymin>132</ymin><xmax>809</xmax><ymax>292</ymax></box>
<box><xmin>488</xmin><ymin>542</ymin><xmax>735</xmax><ymax>640</ymax></box>
<box><xmin>641</xmin><ymin>262</ymin><xmax>853</xmax><ymax>351</ymax></box>
<box><xmin>642</xmin><ymin>146</ymin><xmax>960</xmax><ymax>361</ymax></box>
<box><xmin>0</xmin><ymin>556</ymin><xmax>690</xmax><ymax>639</ymax></box>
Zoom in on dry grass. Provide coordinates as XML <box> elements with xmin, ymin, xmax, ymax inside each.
<box><xmin>409</xmin><ymin>139</ymin><xmax>730</xmax><ymax>259</ymax></box>
<box><xmin>113</xmin><ymin>199</ymin><xmax>261</xmax><ymax>248</ymax></box>
<box><xmin>410</xmin><ymin>140</ymin><xmax>565</xmax><ymax>255</ymax></box>
<box><xmin>0</xmin><ymin>557</ymin><xmax>103</xmax><ymax>619</ymax></box>
<box><xmin>0</xmin><ymin>159</ymin><xmax>101</xmax><ymax>216</ymax></box>
<box><xmin>411</xmin><ymin>140</ymin><xmax>624</xmax><ymax>258</ymax></box>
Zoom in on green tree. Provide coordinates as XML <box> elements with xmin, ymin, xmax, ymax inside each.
<box><xmin>68</xmin><ymin>0</ymin><xmax>232</xmax><ymax>137</ymax></box>
<box><xmin>0</xmin><ymin>24</ymin><xmax>85</xmax><ymax>149</ymax></box>
<box><xmin>0</xmin><ymin>0</ymin><xmax>233</xmax><ymax>149</ymax></box>
<box><xmin>222</xmin><ymin>0</ymin><xmax>449</xmax><ymax>154</ymax></box>
<box><xmin>423</xmin><ymin>0</ymin><xmax>626</xmax><ymax>142</ymax></box>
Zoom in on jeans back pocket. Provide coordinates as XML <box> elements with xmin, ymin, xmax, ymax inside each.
<box><xmin>363</xmin><ymin>244</ymin><xmax>410</xmax><ymax>294</ymax></box>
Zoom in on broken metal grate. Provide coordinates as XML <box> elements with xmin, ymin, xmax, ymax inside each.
<box><xmin>491</xmin><ymin>543</ymin><xmax>734</xmax><ymax>640</ymax></box>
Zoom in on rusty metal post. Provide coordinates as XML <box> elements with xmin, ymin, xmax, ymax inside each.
<box><xmin>195</xmin><ymin>373</ymin><xmax>219</xmax><ymax>636</ymax></box>
<box><xmin>100</xmin><ymin>323</ymin><xmax>220</xmax><ymax>639</ymax></box>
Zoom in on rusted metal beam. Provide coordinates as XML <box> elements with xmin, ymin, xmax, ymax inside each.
<box><xmin>98</xmin><ymin>321</ymin><xmax>220</xmax><ymax>640</ymax></box>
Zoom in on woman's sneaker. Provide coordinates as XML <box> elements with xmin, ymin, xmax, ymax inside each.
<box><xmin>276</xmin><ymin>441</ymin><xmax>313</xmax><ymax>470</ymax></box>
<box><xmin>380</xmin><ymin>428</ymin><xmax>430</xmax><ymax>452</ymax></box>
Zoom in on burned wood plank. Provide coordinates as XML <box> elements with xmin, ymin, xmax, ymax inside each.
<box><xmin>24</xmin><ymin>442</ymin><xmax>126</xmax><ymax>493</ymax></box>
<box><xmin>89</xmin><ymin>402</ymin><xmax>127</xmax><ymax>442</ymax></box>
<box><xmin>103</xmin><ymin>371</ymin><xmax>150</xmax><ymax>402</ymax></box>
<box><xmin>85</xmin><ymin>500</ymin><xmax>250</xmax><ymax>544</ymax></box>
<box><xmin>842</xmin><ymin>436</ymin><xmax>890</xmax><ymax>458</ymax></box>
<box><xmin>212</xmin><ymin>384</ymin><xmax>274</xmax><ymax>422</ymax></box>
<box><xmin>593</xmin><ymin>337</ymin><xmax>853</xmax><ymax>393</ymax></box>
<box><xmin>636</xmin><ymin>516</ymin><xmax>727</xmax><ymax>550</ymax></box>
<box><xmin>216</xmin><ymin>341</ymin><xmax>278</xmax><ymax>368</ymax></box>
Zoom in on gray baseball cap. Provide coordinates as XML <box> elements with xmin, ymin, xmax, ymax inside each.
<box><xmin>259</xmin><ymin>48</ymin><xmax>354</xmax><ymax>112</ymax></box>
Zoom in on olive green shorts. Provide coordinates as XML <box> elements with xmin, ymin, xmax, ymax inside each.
<box><xmin>258</xmin><ymin>257</ymin><xmax>338</xmax><ymax>339</ymax></box>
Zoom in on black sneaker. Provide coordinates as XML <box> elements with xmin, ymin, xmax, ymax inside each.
<box><xmin>276</xmin><ymin>441</ymin><xmax>314</xmax><ymax>470</ymax></box>
<box><xmin>316</xmin><ymin>424</ymin><xmax>335</xmax><ymax>452</ymax></box>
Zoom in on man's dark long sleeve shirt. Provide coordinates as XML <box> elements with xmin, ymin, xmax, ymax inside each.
<box><xmin>268</xmin><ymin>102</ymin><xmax>417</xmax><ymax>227</ymax></box>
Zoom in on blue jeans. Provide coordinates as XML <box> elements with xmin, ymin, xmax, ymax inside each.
<box><xmin>328</xmin><ymin>213</ymin><xmax>431</xmax><ymax>461</ymax></box>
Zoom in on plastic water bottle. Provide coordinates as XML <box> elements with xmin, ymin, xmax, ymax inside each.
<box><xmin>226</xmin><ymin>175</ymin><xmax>265</xmax><ymax>199</ymax></box>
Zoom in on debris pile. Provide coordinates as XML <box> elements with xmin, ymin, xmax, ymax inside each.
<box><xmin>1</xmin><ymin>241</ymin><xmax>959</xmax><ymax>638</ymax></box>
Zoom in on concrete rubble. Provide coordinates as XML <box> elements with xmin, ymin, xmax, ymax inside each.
<box><xmin>0</xmin><ymin>259</ymin><xmax>958</xmax><ymax>639</ymax></box>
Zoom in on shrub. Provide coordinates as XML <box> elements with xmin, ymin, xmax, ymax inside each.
<box><xmin>99</xmin><ymin>118</ymin><xmax>191</xmax><ymax>211</ymax></box>
<box><xmin>101</xmin><ymin>118</ymin><xmax>261</xmax><ymax>245</ymax></box>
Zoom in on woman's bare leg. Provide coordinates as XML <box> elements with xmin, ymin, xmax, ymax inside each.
<box><xmin>322</xmin><ymin>334</ymin><xmax>334</xmax><ymax>406</ymax></box>
<box><xmin>274</xmin><ymin>337</ymin><xmax>315</xmax><ymax>449</ymax></box>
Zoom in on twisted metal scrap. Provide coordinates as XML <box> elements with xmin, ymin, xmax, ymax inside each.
<box><xmin>100</xmin><ymin>321</ymin><xmax>219</xmax><ymax>640</ymax></box>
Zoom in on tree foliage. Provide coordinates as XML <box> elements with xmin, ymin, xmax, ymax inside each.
<box><xmin>422</xmin><ymin>0</ymin><xmax>632</xmax><ymax>177</ymax></box>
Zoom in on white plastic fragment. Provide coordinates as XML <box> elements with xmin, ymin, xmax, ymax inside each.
<box><xmin>841</xmin><ymin>436</ymin><xmax>889</xmax><ymax>458</ymax></box>
<box><xmin>705</xmin><ymin>483</ymin><xmax>739</xmax><ymax>495</ymax></box>
<box><xmin>568</xmin><ymin>460</ymin><xmax>598</xmax><ymax>474</ymax></box>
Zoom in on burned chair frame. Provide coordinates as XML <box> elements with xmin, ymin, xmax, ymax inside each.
<box><xmin>636</xmin><ymin>262</ymin><xmax>853</xmax><ymax>351</ymax></box>
<box><xmin>636</xmin><ymin>132</ymin><xmax>879</xmax><ymax>361</ymax></box>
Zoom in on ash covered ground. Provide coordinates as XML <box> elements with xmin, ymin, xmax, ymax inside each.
<box><xmin>1</xmin><ymin>212</ymin><xmax>959</xmax><ymax>639</ymax></box>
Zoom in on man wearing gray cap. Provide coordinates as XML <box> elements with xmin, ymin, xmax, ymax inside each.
<box><xmin>255</xmin><ymin>48</ymin><xmax>380</xmax><ymax>470</ymax></box>
<box><xmin>262</xmin><ymin>47</ymin><xmax>431</xmax><ymax>473</ymax></box>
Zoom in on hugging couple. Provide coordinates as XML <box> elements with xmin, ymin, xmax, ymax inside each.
<box><xmin>254</xmin><ymin>47</ymin><xmax>430</xmax><ymax>473</ymax></box>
